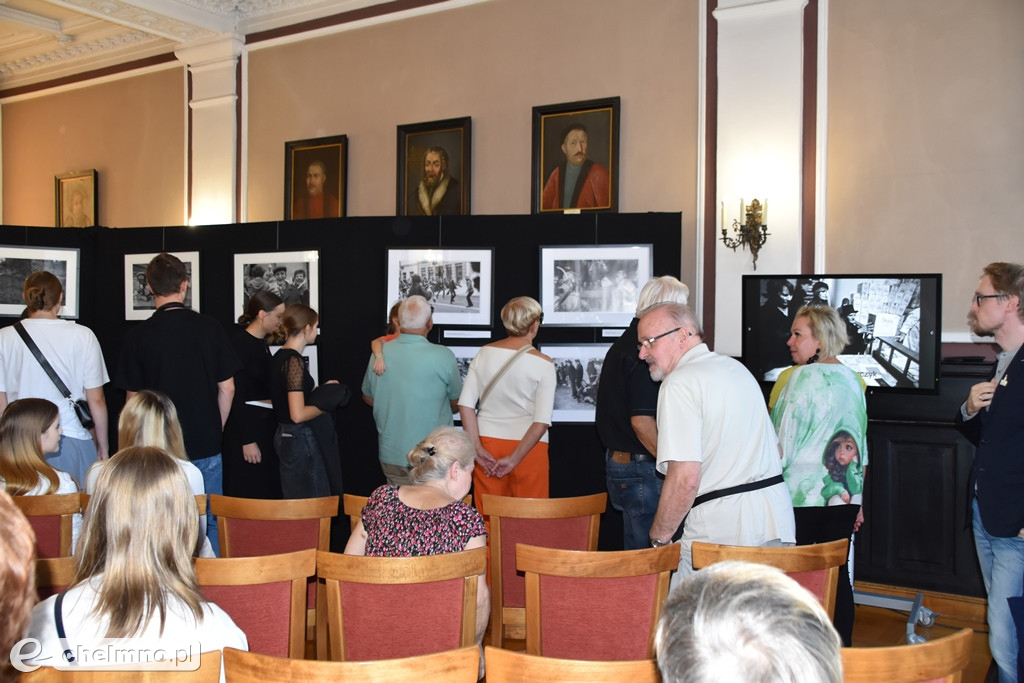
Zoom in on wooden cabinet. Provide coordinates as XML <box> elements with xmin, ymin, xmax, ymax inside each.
<box><xmin>854</xmin><ymin>361</ymin><xmax>991</xmax><ymax>597</ymax></box>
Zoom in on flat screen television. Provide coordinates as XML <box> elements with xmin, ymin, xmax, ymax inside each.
<box><xmin>741</xmin><ymin>274</ymin><xmax>942</xmax><ymax>393</ymax></box>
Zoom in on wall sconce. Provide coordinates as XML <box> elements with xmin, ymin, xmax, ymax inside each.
<box><xmin>720</xmin><ymin>198</ymin><xmax>769</xmax><ymax>270</ymax></box>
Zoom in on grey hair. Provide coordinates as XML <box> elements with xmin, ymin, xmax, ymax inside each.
<box><xmin>399</xmin><ymin>295</ymin><xmax>432</xmax><ymax>330</ymax></box>
<box><xmin>794</xmin><ymin>305</ymin><xmax>848</xmax><ymax>359</ymax></box>
<box><xmin>637</xmin><ymin>276</ymin><xmax>690</xmax><ymax>318</ymax></box>
<box><xmin>407</xmin><ymin>427</ymin><xmax>475</xmax><ymax>484</ymax></box>
<box><xmin>643</xmin><ymin>302</ymin><xmax>704</xmax><ymax>341</ymax></box>
<box><xmin>655</xmin><ymin>561</ymin><xmax>843</xmax><ymax>683</ymax></box>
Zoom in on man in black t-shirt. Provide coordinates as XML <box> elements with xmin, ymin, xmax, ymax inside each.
<box><xmin>595</xmin><ymin>276</ymin><xmax>690</xmax><ymax>550</ymax></box>
<box><xmin>115</xmin><ymin>253</ymin><xmax>241</xmax><ymax>556</ymax></box>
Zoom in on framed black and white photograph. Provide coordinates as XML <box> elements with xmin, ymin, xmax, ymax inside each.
<box><xmin>539</xmin><ymin>244</ymin><xmax>652</xmax><ymax>326</ymax></box>
<box><xmin>0</xmin><ymin>246</ymin><xmax>80</xmax><ymax>317</ymax></box>
<box><xmin>386</xmin><ymin>248</ymin><xmax>492</xmax><ymax>326</ymax></box>
<box><xmin>124</xmin><ymin>252</ymin><xmax>199</xmax><ymax>321</ymax></box>
<box><xmin>233</xmin><ymin>250</ymin><xmax>320</xmax><ymax>323</ymax></box>
<box><xmin>448</xmin><ymin>345</ymin><xmax>482</xmax><ymax>423</ymax></box>
<box><xmin>540</xmin><ymin>344</ymin><xmax>611</xmax><ymax>423</ymax></box>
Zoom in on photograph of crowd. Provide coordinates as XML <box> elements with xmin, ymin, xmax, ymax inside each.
<box><xmin>0</xmin><ymin>246</ymin><xmax>78</xmax><ymax>317</ymax></box>
<box><xmin>540</xmin><ymin>344</ymin><xmax>610</xmax><ymax>422</ymax></box>
<box><xmin>540</xmin><ymin>245</ymin><xmax>651</xmax><ymax>326</ymax></box>
<box><xmin>124</xmin><ymin>252</ymin><xmax>198</xmax><ymax>320</ymax></box>
<box><xmin>234</xmin><ymin>250</ymin><xmax>319</xmax><ymax>322</ymax></box>
<box><xmin>386</xmin><ymin>248</ymin><xmax>492</xmax><ymax>326</ymax></box>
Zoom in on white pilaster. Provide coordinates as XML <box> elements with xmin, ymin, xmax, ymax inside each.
<box><xmin>713</xmin><ymin>0</ymin><xmax>807</xmax><ymax>356</ymax></box>
<box><xmin>175</xmin><ymin>36</ymin><xmax>241</xmax><ymax>226</ymax></box>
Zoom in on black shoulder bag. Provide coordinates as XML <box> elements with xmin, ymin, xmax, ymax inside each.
<box><xmin>13</xmin><ymin>322</ymin><xmax>95</xmax><ymax>430</ymax></box>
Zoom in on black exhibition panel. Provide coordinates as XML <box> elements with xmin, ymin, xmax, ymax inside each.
<box><xmin>0</xmin><ymin>213</ymin><xmax>683</xmax><ymax>551</ymax></box>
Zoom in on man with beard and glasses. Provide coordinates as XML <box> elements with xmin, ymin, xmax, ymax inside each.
<box><xmin>292</xmin><ymin>160</ymin><xmax>340</xmax><ymax>219</ymax></box>
<box><xmin>956</xmin><ymin>261</ymin><xmax>1024</xmax><ymax>683</ymax></box>
<box><xmin>637</xmin><ymin>302</ymin><xmax>794</xmax><ymax>590</ymax></box>
<box><xmin>409</xmin><ymin>146</ymin><xmax>462</xmax><ymax>216</ymax></box>
<box><xmin>541</xmin><ymin>122</ymin><xmax>611</xmax><ymax>211</ymax></box>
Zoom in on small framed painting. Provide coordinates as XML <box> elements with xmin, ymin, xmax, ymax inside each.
<box><xmin>539</xmin><ymin>244</ymin><xmax>652</xmax><ymax>326</ymax></box>
<box><xmin>234</xmin><ymin>251</ymin><xmax>319</xmax><ymax>323</ymax></box>
<box><xmin>284</xmin><ymin>135</ymin><xmax>347</xmax><ymax>220</ymax></box>
<box><xmin>397</xmin><ymin>117</ymin><xmax>471</xmax><ymax>216</ymax></box>
<box><xmin>539</xmin><ymin>344</ymin><xmax>611</xmax><ymax>423</ymax></box>
<box><xmin>55</xmin><ymin>169</ymin><xmax>97</xmax><ymax>227</ymax></box>
<box><xmin>124</xmin><ymin>252</ymin><xmax>200</xmax><ymax>321</ymax></box>
<box><xmin>0</xmin><ymin>246</ymin><xmax>80</xmax><ymax>318</ymax></box>
<box><xmin>386</xmin><ymin>248</ymin><xmax>492</xmax><ymax>326</ymax></box>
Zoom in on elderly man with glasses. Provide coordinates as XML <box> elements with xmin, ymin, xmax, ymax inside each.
<box><xmin>957</xmin><ymin>262</ymin><xmax>1024</xmax><ymax>683</ymax></box>
<box><xmin>637</xmin><ymin>302</ymin><xmax>795</xmax><ymax>588</ymax></box>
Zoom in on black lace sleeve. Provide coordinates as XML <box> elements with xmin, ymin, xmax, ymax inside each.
<box><xmin>284</xmin><ymin>354</ymin><xmax>306</xmax><ymax>393</ymax></box>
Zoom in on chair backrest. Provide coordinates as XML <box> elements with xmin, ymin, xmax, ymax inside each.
<box><xmin>691</xmin><ymin>539</ymin><xmax>849</xmax><ymax>619</ymax></box>
<box><xmin>194</xmin><ymin>549</ymin><xmax>316</xmax><ymax>658</ymax></box>
<box><xmin>35</xmin><ymin>556</ymin><xmax>77</xmax><ymax>601</ymax></box>
<box><xmin>480</xmin><ymin>492</ymin><xmax>606</xmax><ymax>647</ymax></box>
<box><xmin>484</xmin><ymin>646</ymin><xmax>660</xmax><ymax>683</ymax></box>
<box><xmin>517</xmin><ymin>543</ymin><xmax>679</xmax><ymax>660</ymax></box>
<box><xmin>13</xmin><ymin>493</ymin><xmax>81</xmax><ymax>558</ymax></box>
<box><xmin>316</xmin><ymin>547</ymin><xmax>486</xmax><ymax>662</ymax></box>
<box><xmin>221</xmin><ymin>645</ymin><xmax>479</xmax><ymax>682</ymax></box>
<box><xmin>840</xmin><ymin>628</ymin><xmax>973</xmax><ymax>683</ymax></box>
<box><xmin>82</xmin><ymin>493</ymin><xmax>207</xmax><ymax>516</ymax></box>
<box><xmin>209</xmin><ymin>495</ymin><xmax>337</xmax><ymax>557</ymax></box>
<box><xmin>20</xmin><ymin>650</ymin><xmax>221</xmax><ymax>682</ymax></box>
<box><xmin>344</xmin><ymin>492</ymin><xmax>472</xmax><ymax>531</ymax></box>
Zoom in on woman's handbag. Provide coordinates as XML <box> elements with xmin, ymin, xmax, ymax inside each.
<box><xmin>13</xmin><ymin>322</ymin><xmax>95</xmax><ymax>430</ymax></box>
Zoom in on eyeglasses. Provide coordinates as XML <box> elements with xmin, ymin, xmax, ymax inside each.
<box><xmin>973</xmin><ymin>294</ymin><xmax>1005</xmax><ymax>306</ymax></box>
<box><xmin>637</xmin><ymin>327</ymin><xmax>681</xmax><ymax>351</ymax></box>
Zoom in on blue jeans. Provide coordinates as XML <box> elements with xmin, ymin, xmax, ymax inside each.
<box><xmin>974</xmin><ymin>499</ymin><xmax>1024</xmax><ymax>683</ymax></box>
<box><xmin>275</xmin><ymin>423</ymin><xmax>330</xmax><ymax>499</ymax></box>
<box><xmin>606</xmin><ymin>456</ymin><xmax>664</xmax><ymax>550</ymax></box>
<box><xmin>193</xmin><ymin>454</ymin><xmax>223</xmax><ymax>557</ymax></box>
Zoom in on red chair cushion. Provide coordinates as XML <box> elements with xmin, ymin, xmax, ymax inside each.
<box><xmin>200</xmin><ymin>581</ymin><xmax>293</xmax><ymax>657</ymax></box>
<box><xmin>500</xmin><ymin>516</ymin><xmax>591</xmax><ymax>607</ymax></box>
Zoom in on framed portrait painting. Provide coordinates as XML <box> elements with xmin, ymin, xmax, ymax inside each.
<box><xmin>539</xmin><ymin>344</ymin><xmax>611</xmax><ymax>423</ymax></box>
<box><xmin>396</xmin><ymin>117</ymin><xmax>471</xmax><ymax>216</ymax></box>
<box><xmin>233</xmin><ymin>250</ymin><xmax>319</xmax><ymax>323</ymax></box>
<box><xmin>386</xmin><ymin>248</ymin><xmax>491</xmax><ymax>326</ymax></box>
<box><xmin>532</xmin><ymin>97</ymin><xmax>619</xmax><ymax>214</ymax></box>
<box><xmin>284</xmin><ymin>135</ymin><xmax>347</xmax><ymax>220</ymax></box>
<box><xmin>124</xmin><ymin>252</ymin><xmax>199</xmax><ymax>321</ymax></box>
<box><xmin>540</xmin><ymin>244</ymin><xmax>652</xmax><ymax>327</ymax></box>
<box><xmin>0</xmin><ymin>246</ymin><xmax>80</xmax><ymax>317</ymax></box>
<box><xmin>55</xmin><ymin>169</ymin><xmax>97</xmax><ymax>228</ymax></box>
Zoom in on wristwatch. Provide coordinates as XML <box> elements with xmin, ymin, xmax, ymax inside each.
<box><xmin>649</xmin><ymin>537</ymin><xmax>669</xmax><ymax>548</ymax></box>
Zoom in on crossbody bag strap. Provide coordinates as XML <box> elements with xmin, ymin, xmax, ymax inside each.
<box><xmin>14</xmin><ymin>322</ymin><xmax>74</xmax><ymax>400</ymax></box>
<box><xmin>477</xmin><ymin>345</ymin><xmax>532</xmax><ymax>410</ymax></box>
<box><xmin>54</xmin><ymin>589</ymin><xmax>76</xmax><ymax>664</ymax></box>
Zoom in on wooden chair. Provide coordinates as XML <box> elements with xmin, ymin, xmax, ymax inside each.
<box><xmin>517</xmin><ymin>543</ymin><xmax>678</xmax><ymax>660</ymax></box>
<box><xmin>194</xmin><ymin>548</ymin><xmax>315</xmax><ymax>658</ymax></box>
<box><xmin>13</xmin><ymin>493</ymin><xmax>81</xmax><ymax>558</ymax></box>
<box><xmin>82</xmin><ymin>493</ymin><xmax>207</xmax><ymax>516</ymax></box>
<box><xmin>691</xmin><ymin>539</ymin><xmax>849</xmax><ymax>619</ymax></box>
<box><xmin>35</xmin><ymin>556</ymin><xmax>77</xmax><ymax>601</ymax></box>
<box><xmin>484</xmin><ymin>646</ymin><xmax>660</xmax><ymax>683</ymax></box>
<box><xmin>316</xmin><ymin>547</ymin><xmax>486</xmax><ymax>662</ymax></box>
<box><xmin>209</xmin><ymin>494</ymin><xmax>338</xmax><ymax>657</ymax></box>
<box><xmin>20</xmin><ymin>650</ymin><xmax>221</xmax><ymax>682</ymax></box>
<box><xmin>480</xmin><ymin>492</ymin><xmax>606</xmax><ymax>646</ymax></box>
<box><xmin>840</xmin><ymin>627</ymin><xmax>973</xmax><ymax>682</ymax></box>
<box><xmin>344</xmin><ymin>492</ymin><xmax>472</xmax><ymax>531</ymax></box>
<box><xmin>221</xmin><ymin>645</ymin><xmax>479</xmax><ymax>682</ymax></box>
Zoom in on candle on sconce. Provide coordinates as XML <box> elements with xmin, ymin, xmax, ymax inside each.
<box><xmin>762</xmin><ymin>198</ymin><xmax>767</xmax><ymax>226</ymax></box>
<box><xmin>721</xmin><ymin>202</ymin><xmax>725</xmax><ymax>233</ymax></box>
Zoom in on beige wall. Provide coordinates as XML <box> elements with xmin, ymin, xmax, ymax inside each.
<box><xmin>245</xmin><ymin>0</ymin><xmax>700</xmax><ymax>285</ymax></box>
<box><xmin>1</xmin><ymin>66</ymin><xmax>186</xmax><ymax>228</ymax></box>
<box><xmin>826</xmin><ymin>0</ymin><xmax>1024</xmax><ymax>338</ymax></box>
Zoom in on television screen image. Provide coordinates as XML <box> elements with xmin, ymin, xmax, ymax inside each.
<box><xmin>741</xmin><ymin>274</ymin><xmax>942</xmax><ymax>393</ymax></box>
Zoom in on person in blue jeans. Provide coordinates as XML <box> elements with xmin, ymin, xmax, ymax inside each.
<box><xmin>595</xmin><ymin>276</ymin><xmax>690</xmax><ymax>550</ymax></box>
<box><xmin>956</xmin><ymin>261</ymin><xmax>1024</xmax><ymax>683</ymax></box>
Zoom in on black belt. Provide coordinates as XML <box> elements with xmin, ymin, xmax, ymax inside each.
<box><xmin>671</xmin><ymin>474</ymin><xmax>786</xmax><ymax>542</ymax></box>
<box><xmin>607</xmin><ymin>449</ymin><xmax>656</xmax><ymax>464</ymax></box>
